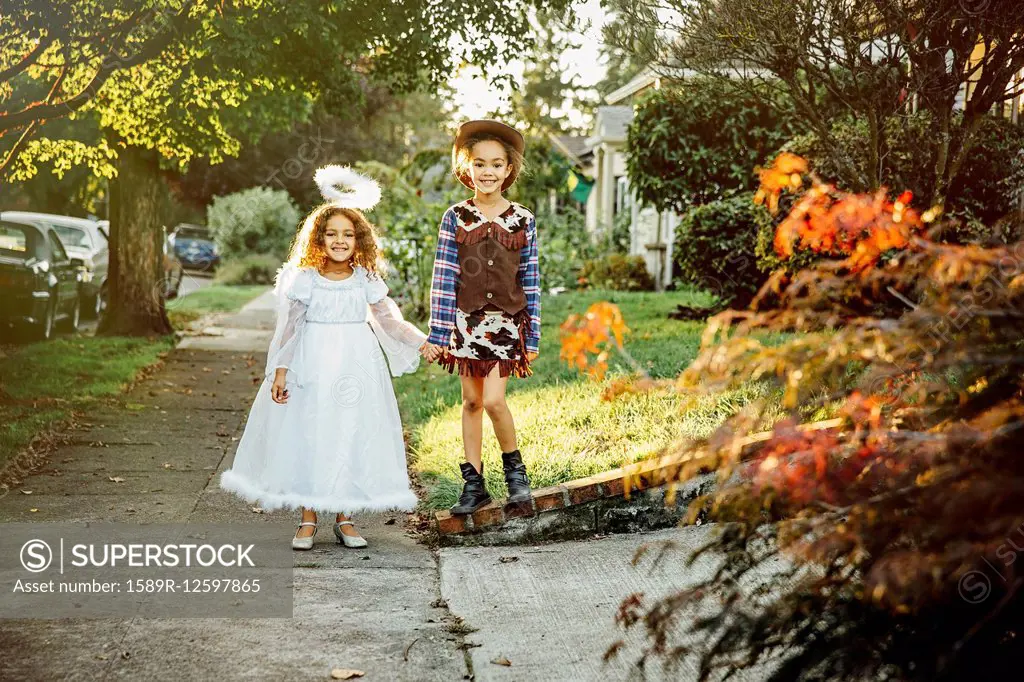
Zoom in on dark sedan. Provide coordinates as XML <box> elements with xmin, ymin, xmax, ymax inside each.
<box><xmin>4</xmin><ymin>212</ymin><xmax>109</xmax><ymax>319</ymax></box>
<box><xmin>0</xmin><ymin>216</ymin><xmax>85</xmax><ymax>341</ymax></box>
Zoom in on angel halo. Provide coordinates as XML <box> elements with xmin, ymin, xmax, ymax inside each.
<box><xmin>314</xmin><ymin>165</ymin><xmax>382</xmax><ymax>211</ymax></box>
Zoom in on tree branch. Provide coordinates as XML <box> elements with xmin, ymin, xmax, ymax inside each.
<box><xmin>0</xmin><ymin>3</ymin><xmax>197</xmax><ymax>135</ymax></box>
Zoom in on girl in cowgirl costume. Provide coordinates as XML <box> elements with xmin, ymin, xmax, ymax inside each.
<box><xmin>221</xmin><ymin>167</ymin><xmax>430</xmax><ymax>550</ymax></box>
<box><xmin>422</xmin><ymin>120</ymin><xmax>541</xmax><ymax>515</ymax></box>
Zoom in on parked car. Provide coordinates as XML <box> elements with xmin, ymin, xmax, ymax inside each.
<box><xmin>163</xmin><ymin>226</ymin><xmax>184</xmax><ymax>298</ymax></box>
<box><xmin>0</xmin><ymin>215</ymin><xmax>85</xmax><ymax>340</ymax></box>
<box><xmin>88</xmin><ymin>221</ymin><xmax>185</xmax><ymax>302</ymax></box>
<box><xmin>4</xmin><ymin>212</ymin><xmax>108</xmax><ymax>319</ymax></box>
<box><xmin>169</xmin><ymin>223</ymin><xmax>220</xmax><ymax>271</ymax></box>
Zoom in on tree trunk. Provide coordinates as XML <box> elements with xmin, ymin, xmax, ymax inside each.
<box><xmin>96</xmin><ymin>144</ymin><xmax>174</xmax><ymax>337</ymax></box>
<box><xmin>928</xmin><ymin>109</ymin><xmax>953</xmax><ymax>207</ymax></box>
<box><xmin>936</xmin><ymin>113</ymin><xmax>986</xmax><ymax>208</ymax></box>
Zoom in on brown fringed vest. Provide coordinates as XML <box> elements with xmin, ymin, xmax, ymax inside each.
<box><xmin>452</xmin><ymin>199</ymin><xmax>533</xmax><ymax>315</ymax></box>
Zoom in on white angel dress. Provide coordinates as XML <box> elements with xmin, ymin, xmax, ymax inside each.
<box><xmin>219</xmin><ymin>263</ymin><xmax>426</xmax><ymax>514</ymax></box>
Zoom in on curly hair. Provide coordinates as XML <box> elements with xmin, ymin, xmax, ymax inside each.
<box><xmin>286</xmin><ymin>203</ymin><xmax>382</xmax><ymax>275</ymax></box>
<box><xmin>452</xmin><ymin>133</ymin><xmax>527</xmax><ymax>182</ymax></box>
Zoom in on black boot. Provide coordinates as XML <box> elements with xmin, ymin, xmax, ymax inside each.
<box><xmin>450</xmin><ymin>462</ymin><xmax>492</xmax><ymax>515</ymax></box>
<box><xmin>502</xmin><ymin>449</ymin><xmax>532</xmax><ymax>504</ymax></box>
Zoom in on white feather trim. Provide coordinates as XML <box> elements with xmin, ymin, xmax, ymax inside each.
<box><xmin>314</xmin><ymin>165</ymin><xmax>382</xmax><ymax>210</ymax></box>
<box><xmin>219</xmin><ymin>469</ymin><xmax>419</xmax><ymax>514</ymax></box>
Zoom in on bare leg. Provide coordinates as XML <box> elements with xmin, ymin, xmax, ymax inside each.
<box><xmin>334</xmin><ymin>512</ymin><xmax>361</xmax><ymax>538</ymax></box>
<box><xmin>296</xmin><ymin>506</ymin><xmax>317</xmax><ymax>538</ymax></box>
<box><xmin>460</xmin><ymin>374</ymin><xmax>486</xmax><ymax>472</ymax></box>
<box><xmin>482</xmin><ymin>366</ymin><xmax>516</xmax><ymax>452</ymax></box>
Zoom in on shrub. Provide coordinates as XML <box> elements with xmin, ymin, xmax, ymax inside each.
<box><xmin>673</xmin><ymin>194</ymin><xmax>771</xmax><ymax>307</ymax></box>
<box><xmin>578</xmin><ymin>253</ymin><xmax>654</xmax><ymax>291</ymax></box>
<box><xmin>213</xmin><ymin>253</ymin><xmax>282</xmax><ymax>285</ymax></box>
<box><xmin>786</xmin><ymin>112</ymin><xmax>1024</xmax><ymax>232</ymax></box>
<box><xmin>206</xmin><ymin>186</ymin><xmax>300</xmax><ymax>261</ymax></box>
<box><xmin>538</xmin><ymin>206</ymin><xmax>599</xmax><ymax>290</ymax></box>
<box><xmin>566</xmin><ymin>154</ymin><xmax>1024</xmax><ymax>680</ymax></box>
<box><xmin>626</xmin><ymin>78</ymin><xmax>801</xmax><ymax>213</ymax></box>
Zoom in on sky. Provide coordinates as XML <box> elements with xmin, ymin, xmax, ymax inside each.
<box><xmin>448</xmin><ymin>0</ymin><xmax>609</xmax><ymax>129</ymax></box>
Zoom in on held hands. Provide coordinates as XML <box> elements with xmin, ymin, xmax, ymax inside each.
<box><xmin>418</xmin><ymin>342</ymin><xmax>446</xmax><ymax>363</ymax></box>
<box><xmin>271</xmin><ymin>369</ymin><xmax>289</xmax><ymax>404</ymax></box>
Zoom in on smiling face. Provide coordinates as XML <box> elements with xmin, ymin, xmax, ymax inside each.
<box><xmin>468</xmin><ymin>139</ymin><xmax>512</xmax><ymax>196</ymax></box>
<box><xmin>322</xmin><ymin>213</ymin><xmax>357</xmax><ymax>264</ymax></box>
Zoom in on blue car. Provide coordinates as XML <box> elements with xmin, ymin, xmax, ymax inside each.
<box><xmin>169</xmin><ymin>223</ymin><xmax>220</xmax><ymax>271</ymax></box>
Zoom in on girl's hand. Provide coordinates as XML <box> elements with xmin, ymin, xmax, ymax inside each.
<box><xmin>419</xmin><ymin>342</ymin><xmax>444</xmax><ymax>363</ymax></box>
<box><xmin>271</xmin><ymin>373</ymin><xmax>289</xmax><ymax>404</ymax></box>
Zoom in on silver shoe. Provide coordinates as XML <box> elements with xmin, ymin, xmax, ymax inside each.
<box><xmin>333</xmin><ymin>520</ymin><xmax>367</xmax><ymax>548</ymax></box>
<box><xmin>291</xmin><ymin>521</ymin><xmax>317</xmax><ymax>550</ymax></box>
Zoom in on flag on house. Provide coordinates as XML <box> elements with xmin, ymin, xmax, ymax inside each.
<box><xmin>567</xmin><ymin>168</ymin><xmax>594</xmax><ymax>204</ymax></box>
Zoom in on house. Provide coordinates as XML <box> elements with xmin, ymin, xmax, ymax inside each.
<box><xmin>568</xmin><ymin>68</ymin><xmax>679</xmax><ymax>291</ymax></box>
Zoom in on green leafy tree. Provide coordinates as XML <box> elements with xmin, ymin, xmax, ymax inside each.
<box><xmin>605</xmin><ymin>0</ymin><xmax>1024</xmax><ymax>208</ymax></box>
<box><xmin>1</xmin><ymin>0</ymin><xmax>572</xmax><ymax>335</ymax></box>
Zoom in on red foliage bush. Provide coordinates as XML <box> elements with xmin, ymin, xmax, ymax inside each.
<box><xmin>572</xmin><ymin>155</ymin><xmax>1024</xmax><ymax>680</ymax></box>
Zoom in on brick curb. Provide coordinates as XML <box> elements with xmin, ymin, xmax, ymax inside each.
<box><xmin>434</xmin><ymin>453</ymin><xmax>716</xmax><ymax>544</ymax></box>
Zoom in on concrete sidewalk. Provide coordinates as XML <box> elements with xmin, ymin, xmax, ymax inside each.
<box><xmin>0</xmin><ymin>291</ymin><xmax>467</xmax><ymax>681</ymax></box>
<box><xmin>1</xmin><ymin>289</ymin><xmax>783</xmax><ymax>681</ymax></box>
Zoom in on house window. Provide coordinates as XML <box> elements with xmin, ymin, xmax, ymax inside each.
<box><xmin>614</xmin><ymin>176</ymin><xmax>632</xmax><ymax>216</ymax></box>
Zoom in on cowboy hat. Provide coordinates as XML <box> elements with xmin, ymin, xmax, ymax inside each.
<box><xmin>451</xmin><ymin>119</ymin><xmax>526</xmax><ymax>191</ymax></box>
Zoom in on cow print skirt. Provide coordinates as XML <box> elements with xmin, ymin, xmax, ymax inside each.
<box><xmin>437</xmin><ymin>307</ymin><xmax>533</xmax><ymax>379</ymax></box>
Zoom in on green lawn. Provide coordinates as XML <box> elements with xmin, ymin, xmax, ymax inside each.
<box><xmin>396</xmin><ymin>288</ymin><xmax>780</xmax><ymax>510</ymax></box>
<box><xmin>1</xmin><ymin>283</ymin><xmax>269</xmax><ymax>473</ymax></box>
<box><xmin>166</xmin><ymin>284</ymin><xmax>268</xmax><ymax>329</ymax></box>
<box><xmin>0</xmin><ymin>335</ymin><xmax>176</xmax><ymax>472</ymax></box>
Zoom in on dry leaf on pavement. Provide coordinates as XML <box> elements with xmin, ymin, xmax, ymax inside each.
<box><xmin>491</xmin><ymin>656</ymin><xmax>512</xmax><ymax>666</ymax></box>
<box><xmin>330</xmin><ymin>669</ymin><xmax>365</xmax><ymax>679</ymax></box>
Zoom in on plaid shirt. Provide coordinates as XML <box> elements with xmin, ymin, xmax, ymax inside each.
<box><xmin>428</xmin><ymin>204</ymin><xmax>541</xmax><ymax>354</ymax></box>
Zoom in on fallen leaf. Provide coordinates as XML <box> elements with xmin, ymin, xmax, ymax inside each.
<box><xmin>491</xmin><ymin>656</ymin><xmax>512</xmax><ymax>666</ymax></box>
<box><xmin>330</xmin><ymin>669</ymin><xmax>365</xmax><ymax>680</ymax></box>
<box><xmin>498</xmin><ymin>556</ymin><xmax>519</xmax><ymax>564</ymax></box>
<box><xmin>20</xmin><ymin>490</ymin><xmax>32</xmax><ymax>495</ymax></box>
<box><xmin>29</xmin><ymin>508</ymin><xmax>39</xmax><ymax>512</ymax></box>
<box><xmin>108</xmin><ymin>476</ymin><xmax>125</xmax><ymax>483</ymax></box>
<box><xmin>251</xmin><ymin>507</ymin><xmax>264</xmax><ymax>514</ymax></box>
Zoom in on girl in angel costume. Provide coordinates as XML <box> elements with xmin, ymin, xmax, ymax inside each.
<box><xmin>220</xmin><ymin>166</ymin><xmax>428</xmax><ymax>550</ymax></box>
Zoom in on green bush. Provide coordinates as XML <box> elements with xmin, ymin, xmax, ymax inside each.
<box><xmin>538</xmin><ymin>206</ymin><xmax>599</xmax><ymax>290</ymax></box>
<box><xmin>206</xmin><ymin>186</ymin><xmax>300</xmax><ymax>261</ymax></box>
<box><xmin>626</xmin><ymin>78</ymin><xmax>801</xmax><ymax>213</ymax></box>
<box><xmin>786</xmin><ymin>112</ymin><xmax>1024</xmax><ymax>232</ymax></box>
<box><xmin>673</xmin><ymin>194</ymin><xmax>771</xmax><ymax>307</ymax></box>
<box><xmin>214</xmin><ymin>253</ymin><xmax>282</xmax><ymax>285</ymax></box>
<box><xmin>579</xmin><ymin>253</ymin><xmax>654</xmax><ymax>291</ymax></box>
